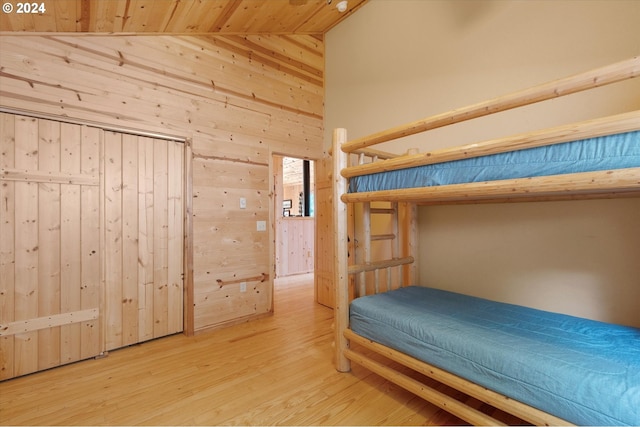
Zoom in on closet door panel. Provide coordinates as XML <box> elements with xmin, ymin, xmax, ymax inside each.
<box><xmin>0</xmin><ymin>114</ymin><xmax>16</xmax><ymax>378</ymax></box>
<box><xmin>138</xmin><ymin>136</ymin><xmax>155</xmax><ymax>342</ymax></box>
<box><xmin>13</xmin><ymin>116</ymin><xmax>39</xmax><ymax>377</ymax></box>
<box><xmin>37</xmin><ymin>119</ymin><xmax>62</xmax><ymax>371</ymax></box>
<box><xmin>122</xmin><ymin>133</ymin><xmax>140</xmax><ymax>346</ymax></box>
<box><xmin>0</xmin><ymin>113</ymin><xmax>183</xmax><ymax>377</ymax></box>
<box><xmin>104</xmin><ymin>131</ymin><xmax>125</xmax><ymax>350</ymax></box>
<box><xmin>60</xmin><ymin>122</ymin><xmax>82</xmax><ymax>364</ymax></box>
<box><xmin>79</xmin><ymin>126</ymin><xmax>102</xmax><ymax>359</ymax></box>
<box><xmin>0</xmin><ymin>114</ymin><xmax>101</xmax><ymax>380</ymax></box>
<box><xmin>153</xmin><ymin>140</ymin><xmax>169</xmax><ymax>338</ymax></box>
<box><xmin>103</xmin><ymin>134</ymin><xmax>183</xmax><ymax>351</ymax></box>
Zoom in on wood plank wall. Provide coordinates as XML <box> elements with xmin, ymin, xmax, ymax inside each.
<box><xmin>0</xmin><ymin>34</ymin><xmax>324</xmax><ymax>333</ymax></box>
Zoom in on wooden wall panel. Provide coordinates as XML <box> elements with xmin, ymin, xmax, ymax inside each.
<box><xmin>276</xmin><ymin>218</ymin><xmax>315</xmax><ymax>277</ymax></box>
<box><xmin>0</xmin><ymin>113</ymin><xmax>101</xmax><ymax>380</ymax></box>
<box><xmin>192</xmin><ymin>152</ymin><xmax>271</xmax><ymax>330</ymax></box>
<box><xmin>0</xmin><ymin>34</ymin><xmax>324</xmax><ymax>332</ymax></box>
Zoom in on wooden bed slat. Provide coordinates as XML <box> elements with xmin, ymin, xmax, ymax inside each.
<box><xmin>340</xmin><ymin>56</ymin><xmax>639</xmax><ymax>153</ymax></box>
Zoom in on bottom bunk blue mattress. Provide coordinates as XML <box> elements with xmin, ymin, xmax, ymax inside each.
<box><xmin>349</xmin><ymin>286</ymin><xmax>640</xmax><ymax>425</ymax></box>
<box><xmin>349</xmin><ymin>130</ymin><xmax>640</xmax><ymax>193</ymax></box>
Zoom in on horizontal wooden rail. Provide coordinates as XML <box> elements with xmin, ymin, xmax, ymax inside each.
<box><xmin>216</xmin><ymin>273</ymin><xmax>269</xmax><ymax>288</ymax></box>
<box><xmin>344</xmin><ymin>347</ymin><xmax>507</xmax><ymax>426</ymax></box>
<box><xmin>353</xmin><ymin>147</ymin><xmax>398</xmax><ymax>160</ymax></box>
<box><xmin>342</xmin><ymin>111</ymin><xmax>640</xmax><ymax>178</ymax></box>
<box><xmin>327</xmin><ymin>145</ymin><xmax>398</xmax><ymax>160</ymax></box>
<box><xmin>345</xmin><ymin>330</ymin><xmax>572</xmax><ymax>426</ymax></box>
<box><xmin>340</xmin><ymin>56</ymin><xmax>640</xmax><ymax>153</ymax></box>
<box><xmin>0</xmin><ymin>309</ymin><xmax>99</xmax><ymax>336</ymax></box>
<box><xmin>371</xmin><ymin>233</ymin><xmax>395</xmax><ymax>241</ymax></box>
<box><xmin>342</xmin><ymin>168</ymin><xmax>640</xmax><ymax>204</ymax></box>
<box><xmin>1</xmin><ymin>168</ymin><xmax>99</xmax><ymax>186</ymax></box>
<box><xmin>348</xmin><ymin>256</ymin><xmax>414</xmax><ymax>275</ymax></box>
<box><xmin>370</xmin><ymin>208</ymin><xmax>396</xmax><ymax>214</ymax></box>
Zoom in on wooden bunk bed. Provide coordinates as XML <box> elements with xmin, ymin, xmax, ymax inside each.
<box><xmin>332</xmin><ymin>57</ymin><xmax>640</xmax><ymax>426</ymax></box>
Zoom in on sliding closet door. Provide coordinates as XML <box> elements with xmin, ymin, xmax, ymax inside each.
<box><xmin>0</xmin><ymin>114</ymin><xmax>101</xmax><ymax>380</ymax></box>
<box><xmin>103</xmin><ymin>132</ymin><xmax>184</xmax><ymax>350</ymax></box>
<box><xmin>0</xmin><ymin>114</ymin><xmax>184</xmax><ymax>379</ymax></box>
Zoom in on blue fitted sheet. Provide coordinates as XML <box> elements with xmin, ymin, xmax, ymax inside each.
<box><xmin>349</xmin><ymin>286</ymin><xmax>640</xmax><ymax>425</ymax></box>
<box><xmin>349</xmin><ymin>131</ymin><xmax>640</xmax><ymax>193</ymax></box>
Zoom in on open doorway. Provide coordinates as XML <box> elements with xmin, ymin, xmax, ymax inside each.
<box><xmin>273</xmin><ymin>155</ymin><xmax>315</xmax><ymax>279</ymax></box>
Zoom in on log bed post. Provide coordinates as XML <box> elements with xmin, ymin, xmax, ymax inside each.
<box><xmin>333</xmin><ymin>127</ymin><xmax>351</xmax><ymax>372</ymax></box>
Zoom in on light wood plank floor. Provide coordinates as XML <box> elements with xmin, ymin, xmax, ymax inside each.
<box><xmin>1</xmin><ymin>275</ymin><xmax>515</xmax><ymax>425</ymax></box>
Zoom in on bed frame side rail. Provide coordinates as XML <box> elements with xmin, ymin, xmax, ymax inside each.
<box><xmin>341</xmin><ymin>56</ymin><xmax>639</xmax><ymax>153</ymax></box>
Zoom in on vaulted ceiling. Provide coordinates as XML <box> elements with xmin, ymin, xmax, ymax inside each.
<box><xmin>0</xmin><ymin>0</ymin><xmax>368</xmax><ymax>34</ymax></box>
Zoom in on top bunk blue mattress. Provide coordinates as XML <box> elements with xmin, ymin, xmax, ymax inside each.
<box><xmin>349</xmin><ymin>286</ymin><xmax>640</xmax><ymax>426</ymax></box>
<box><xmin>348</xmin><ymin>130</ymin><xmax>640</xmax><ymax>193</ymax></box>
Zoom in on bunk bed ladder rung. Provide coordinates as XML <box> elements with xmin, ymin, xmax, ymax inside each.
<box><xmin>371</xmin><ymin>233</ymin><xmax>396</xmax><ymax>241</ymax></box>
<box><xmin>358</xmin><ymin>201</ymin><xmax>405</xmax><ymax>295</ymax></box>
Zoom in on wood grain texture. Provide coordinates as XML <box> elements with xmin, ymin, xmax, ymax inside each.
<box><xmin>0</xmin><ymin>114</ymin><xmax>101</xmax><ymax>380</ymax></box>
<box><xmin>0</xmin><ymin>275</ymin><xmax>521</xmax><ymax>426</ymax></box>
<box><xmin>313</xmin><ymin>156</ymin><xmax>334</xmax><ymax>308</ymax></box>
<box><xmin>103</xmin><ymin>133</ymin><xmax>184</xmax><ymax>351</ymax></box>
<box><xmin>0</xmin><ymin>0</ymin><xmax>369</xmax><ymax>35</ymax></box>
<box><xmin>0</xmin><ymin>33</ymin><xmax>324</xmax><ymax>332</ymax></box>
<box><xmin>276</xmin><ymin>218</ymin><xmax>315</xmax><ymax>276</ymax></box>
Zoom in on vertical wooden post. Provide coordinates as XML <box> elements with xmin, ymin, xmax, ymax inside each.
<box><xmin>400</xmin><ymin>202</ymin><xmax>418</xmax><ymax>286</ymax></box>
<box><xmin>333</xmin><ymin>128</ymin><xmax>351</xmax><ymax>372</ymax></box>
<box><xmin>361</xmin><ymin>201</ymin><xmax>371</xmax><ymax>296</ymax></box>
<box><xmin>391</xmin><ymin>202</ymin><xmax>400</xmax><ymax>288</ymax></box>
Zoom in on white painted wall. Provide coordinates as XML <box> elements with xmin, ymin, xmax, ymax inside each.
<box><xmin>325</xmin><ymin>0</ymin><xmax>640</xmax><ymax>326</ymax></box>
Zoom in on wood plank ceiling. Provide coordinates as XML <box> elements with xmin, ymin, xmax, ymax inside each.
<box><xmin>0</xmin><ymin>0</ymin><xmax>368</xmax><ymax>34</ymax></box>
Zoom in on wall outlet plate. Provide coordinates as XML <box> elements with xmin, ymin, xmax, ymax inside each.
<box><xmin>256</xmin><ymin>220</ymin><xmax>266</xmax><ymax>231</ymax></box>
